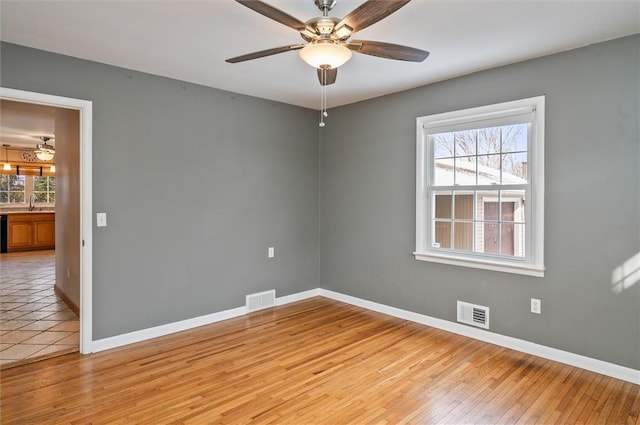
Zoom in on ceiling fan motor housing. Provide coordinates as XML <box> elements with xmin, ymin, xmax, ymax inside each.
<box><xmin>304</xmin><ymin>16</ymin><xmax>341</xmax><ymax>40</ymax></box>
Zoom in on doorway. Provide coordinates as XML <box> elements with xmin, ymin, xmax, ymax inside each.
<box><xmin>0</xmin><ymin>87</ymin><xmax>93</xmax><ymax>356</ymax></box>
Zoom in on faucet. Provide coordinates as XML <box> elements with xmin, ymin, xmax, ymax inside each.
<box><xmin>29</xmin><ymin>194</ymin><xmax>36</xmax><ymax>211</ymax></box>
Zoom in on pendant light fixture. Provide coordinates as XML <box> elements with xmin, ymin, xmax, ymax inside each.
<box><xmin>3</xmin><ymin>144</ymin><xmax>11</xmax><ymax>171</ymax></box>
<box><xmin>35</xmin><ymin>136</ymin><xmax>55</xmax><ymax>161</ymax></box>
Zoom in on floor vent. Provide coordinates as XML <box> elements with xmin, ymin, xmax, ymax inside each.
<box><xmin>457</xmin><ymin>301</ymin><xmax>489</xmax><ymax>329</ymax></box>
<box><xmin>246</xmin><ymin>289</ymin><xmax>276</xmax><ymax>312</ymax></box>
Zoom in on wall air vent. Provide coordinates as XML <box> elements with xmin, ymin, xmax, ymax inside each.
<box><xmin>246</xmin><ymin>289</ymin><xmax>276</xmax><ymax>312</ymax></box>
<box><xmin>457</xmin><ymin>300</ymin><xmax>489</xmax><ymax>329</ymax></box>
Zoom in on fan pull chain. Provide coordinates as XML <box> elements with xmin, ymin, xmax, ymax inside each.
<box><xmin>319</xmin><ymin>69</ymin><xmax>328</xmax><ymax>127</ymax></box>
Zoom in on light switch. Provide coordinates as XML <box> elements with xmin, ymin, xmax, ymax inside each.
<box><xmin>96</xmin><ymin>212</ymin><xmax>107</xmax><ymax>227</ymax></box>
<box><xmin>268</xmin><ymin>247</ymin><xmax>274</xmax><ymax>258</ymax></box>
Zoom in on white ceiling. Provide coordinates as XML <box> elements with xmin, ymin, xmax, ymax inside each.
<box><xmin>1</xmin><ymin>0</ymin><xmax>639</xmax><ymax>111</ymax></box>
<box><xmin>0</xmin><ymin>100</ymin><xmax>57</xmax><ymax>148</ymax></box>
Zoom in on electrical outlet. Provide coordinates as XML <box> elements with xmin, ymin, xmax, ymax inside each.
<box><xmin>531</xmin><ymin>298</ymin><xmax>541</xmax><ymax>314</ymax></box>
<box><xmin>268</xmin><ymin>247</ymin><xmax>274</xmax><ymax>258</ymax></box>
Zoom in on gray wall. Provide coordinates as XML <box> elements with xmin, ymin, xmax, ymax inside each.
<box><xmin>320</xmin><ymin>35</ymin><xmax>640</xmax><ymax>369</ymax></box>
<box><xmin>1</xmin><ymin>43</ymin><xmax>320</xmax><ymax>339</ymax></box>
<box><xmin>3</xmin><ymin>35</ymin><xmax>639</xmax><ymax>370</ymax></box>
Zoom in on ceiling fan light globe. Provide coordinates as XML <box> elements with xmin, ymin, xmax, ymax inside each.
<box><xmin>299</xmin><ymin>43</ymin><xmax>352</xmax><ymax>69</ymax></box>
<box><xmin>35</xmin><ymin>141</ymin><xmax>55</xmax><ymax>161</ymax></box>
<box><xmin>35</xmin><ymin>151</ymin><xmax>54</xmax><ymax>161</ymax></box>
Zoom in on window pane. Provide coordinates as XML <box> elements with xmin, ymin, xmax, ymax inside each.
<box><xmin>455</xmin><ymin>130</ymin><xmax>476</xmax><ymax>156</ymax></box>
<box><xmin>479</xmin><ymin>192</ymin><xmax>500</xmax><ymax>220</ymax></box>
<box><xmin>478</xmin><ymin>127</ymin><xmax>501</xmax><ymax>154</ymax></box>
<box><xmin>35</xmin><ymin>193</ymin><xmax>48</xmax><ymax>203</ymax></box>
<box><xmin>502</xmin><ymin>152</ymin><xmax>527</xmax><ymax>183</ymax></box>
<box><xmin>454</xmin><ymin>222</ymin><xmax>473</xmax><ymax>251</ymax></box>
<box><xmin>0</xmin><ymin>193</ymin><xmax>7</xmax><ymax>203</ymax></box>
<box><xmin>9</xmin><ymin>192</ymin><xmax>24</xmax><ymax>203</ymax></box>
<box><xmin>434</xmin><ymin>159</ymin><xmax>454</xmax><ymax>186</ymax></box>
<box><xmin>477</xmin><ymin>155</ymin><xmax>501</xmax><ymax>185</ymax></box>
<box><xmin>434</xmin><ymin>133</ymin><xmax>454</xmax><ymax>159</ymax></box>
<box><xmin>501</xmin><ymin>124</ymin><xmax>528</xmax><ymax>153</ymax></box>
<box><xmin>501</xmin><ymin>191</ymin><xmax>526</xmax><ymax>222</ymax></box>
<box><xmin>454</xmin><ymin>157</ymin><xmax>476</xmax><ymax>185</ymax></box>
<box><xmin>512</xmin><ymin>223</ymin><xmax>525</xmax><ymax>258</ymax></box>
<box><xmin>434</xmin><ymin>193</ymin><xmax>452</xmax><ymax>219</ymax></box>
<box><xmin>454</xmin><ymin>193</ymin><xmax>473</xmax><ymax>219</ymax></box>
<box><xmin>483</xmin><ymin>221</ymin><xmax>499</xmax><ymax>254</ymax></box>
<box><xmin>500</xmin><ymin>201</ymin><xmax>515</xmax><ymax>222</ymax></box>
<box><xmin>434</xmin><ymin>221</ymin><xmax>451</xmax><ymax>249</ymax></box>
<box><xmin>500</xmin><ymin>223</ymin><xmax>515</xmax><ymax>256</ymax></box>
<box><xmin>9</xmin><ymin>176</ymin><xmax>25</xmax><ymax>191</ymax></box>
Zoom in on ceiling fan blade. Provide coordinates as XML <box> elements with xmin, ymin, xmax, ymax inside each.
<box><xmin>226</xmin><ymin>44</ymin><xmax>305</xmax><ymax>63</ymax></box>
<box><xmin>317</xmin><ymin>67</ymin><xmax>338</xmax><ymax>86</ymax></box>
<box><xmin>335</xmin><ymin>0</ymin><xmax>411</xmax><ymax>34</ymax></box>
<box><xmin>236</xmin><ymin>0</ymin><xmax>307</xmax><ymax>32</ymax></box>
<box><xmin>347</xmin><ymin>40</ymin><xmax>429</xmax><ymax>62</ymax></box>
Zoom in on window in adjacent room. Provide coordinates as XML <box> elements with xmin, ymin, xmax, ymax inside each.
<box><xmin>0</xmin><ymin>175</ymin><xmax>26</xmax><ymax>204</ymax></box>
<box><xmin>415</xmin><ymin>96</ymin><xmax>545</xmax><ymax>277</ymax></box>
<box><xmin>0</xmin><ymin>175</ymin><xmax>55</xmax><ymax>206</ymax></box>
<box><xmin>33</xmin><ymin>176</ymin><xmax>56</xmax><ymax>204</ymax></box>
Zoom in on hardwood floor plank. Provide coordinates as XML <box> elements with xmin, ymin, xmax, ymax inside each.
<box><xmin>1</xmin><ymin>297</ymin><xmax>638</xmax><ymax>424</ymax></box>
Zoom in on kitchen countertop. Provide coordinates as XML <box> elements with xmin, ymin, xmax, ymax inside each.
<box><xmin>0</xmin><ymin>210</ymin><xmax>56</xmax><ymax>215</ymax></box>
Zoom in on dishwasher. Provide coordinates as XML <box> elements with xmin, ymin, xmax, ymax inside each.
<box><xmin>0</xmin><ymin>214</ymin><xmax>7</xmax><ymax>253</ymax></box>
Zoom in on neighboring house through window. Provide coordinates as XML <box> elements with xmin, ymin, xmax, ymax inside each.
<box><xmin>415</xmin><ymin>96</ymin><xmax>545</xmax><ymax>276</ymax></box>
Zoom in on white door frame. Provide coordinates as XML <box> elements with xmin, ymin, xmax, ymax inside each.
<box><xmin>1</xmin><ymin>87</ymin><xmax>93</xmax><ymax>354</ymax></box>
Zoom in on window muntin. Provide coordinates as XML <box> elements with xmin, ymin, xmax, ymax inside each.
<box><xmin>415</xmin><ymin>96</ymin><xmax>544</xmax><ymax>277</ymax></box>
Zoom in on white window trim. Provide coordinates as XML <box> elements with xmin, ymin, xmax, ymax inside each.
<box><xmin>415</xmin><ymin>96</ymin><xmax>545</xmax><ymax>277</ymax></box>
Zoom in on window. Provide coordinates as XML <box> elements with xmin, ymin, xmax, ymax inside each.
<box><xmin>415</xmin><ymin>96</ymin><xmax>545</xmax><ymax>277</ymax></box>
<box><xmin>0</xmin><ymin>175</ymin><xmax>26</xmax><ymax>204</ymax></box>
<box><xmin>33</xmin><ymin>176</ymin><xmax>56</xmax><ymax>204</ymax></box>
<box><xmin>0</xmin><ymin>175</ymin><xmax>55</xmax><ymax>206</ymax></box>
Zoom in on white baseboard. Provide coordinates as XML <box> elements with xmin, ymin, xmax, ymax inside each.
<box><xmin>91</xmin><ymin>289</ymin><xmax>320</xmax><ymax>353</ymax></box>
<box><xmin>319</xmin><ymin>289</ymin><xmax>640</xmax><ymax>385</ymax></box>
<box><xmin>276</xmin><ymin>288</ymin><xmax>321</xmax><ymax>305</ymax></box>
<box><xmin>89</xmin><ymin>287</ymin><xmax>639</xmax><ymax>385</ymax></box>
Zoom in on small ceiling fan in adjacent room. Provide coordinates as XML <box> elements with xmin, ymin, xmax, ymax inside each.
<box><xmin>226</xmin><ymin>0</ymin><xmax>429</xmax><ymax>126</ymax></box>
<box><xmin>35</xmin><ymin>136</ymin><xmax>55</xmax><ymax>161</ymax></box>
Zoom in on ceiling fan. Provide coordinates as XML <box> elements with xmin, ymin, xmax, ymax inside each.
<box><xmin>35</xmin><ymin>136</ymin><xmax>55</xmax><ymax>161</ymax></box>
<box><xmin>226</xmin><ymin>0</ymin><xmax>429</xmax><ymax>87</ymax></box>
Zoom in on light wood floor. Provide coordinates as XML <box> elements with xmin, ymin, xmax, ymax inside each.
<box><xmin>1</xmin><ymin>297</ymin><xmax>638</xmax><ymax>424</ymax></box>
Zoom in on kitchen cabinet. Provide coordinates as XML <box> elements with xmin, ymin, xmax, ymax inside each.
<box><xmin>7</xmin><ymin>213</ymin><xmax>55</xmax><ymax>252</ymax></box>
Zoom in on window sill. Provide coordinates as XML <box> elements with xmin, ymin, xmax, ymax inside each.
<box><xmin>413</xmin><ymin>251</ymin><xmax>544</xmax><ymax>277</ymax></box>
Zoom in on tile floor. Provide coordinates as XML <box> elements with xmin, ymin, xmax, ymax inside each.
<box><xmin>0</xmin><ymin>250</ymin><xmax>79</xmax><ymax>369</ymax></box>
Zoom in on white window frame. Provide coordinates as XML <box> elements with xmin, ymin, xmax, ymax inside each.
<box><xmin>415</xmin><ymin>96</ymin><xmax>545</xmax><ymax>277</ymax></box>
